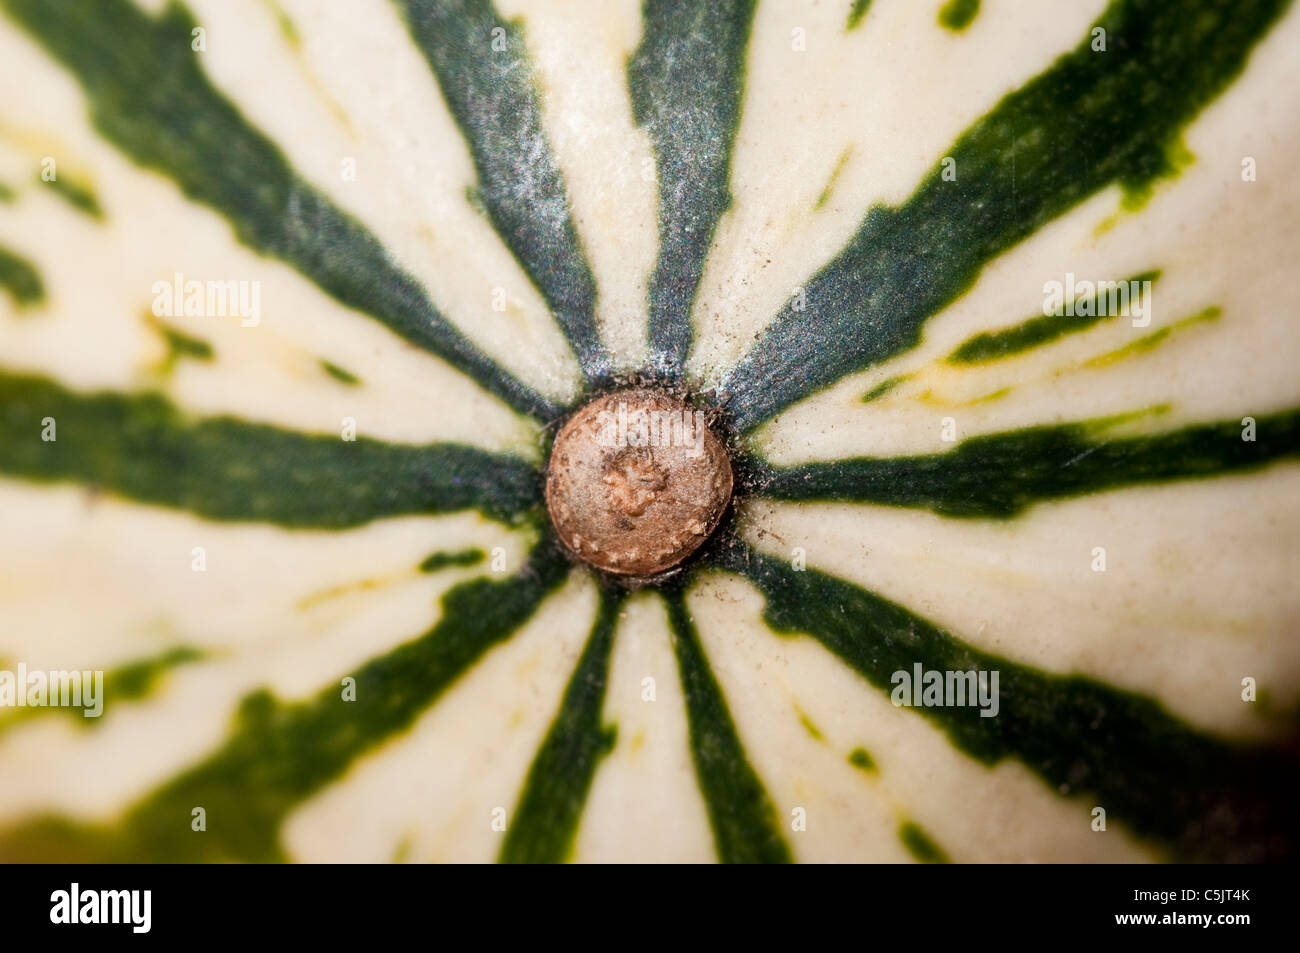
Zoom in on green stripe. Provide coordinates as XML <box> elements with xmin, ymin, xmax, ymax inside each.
<box><xmin>499</xmin><ymin>587</ymin><xmax>623</xmax><ymax>863</ymax></box>
<box><xmin>713</xmin><ymin>544</ymin><xmax>1300</xmax><ymax>861</ymax></box>
<box><xmin>629</xmin><ymin>0</ymin><xmax>756</xmax><ymax>376</ymax></box>
<box><xmin>0</xmin><ymin>0</ymin><xmax>558</xmax><ymax>420</ymax></box>
<box><xmin>814</xmin><ymin>147</ymin><xmax>854</xmax><ymax>211</ymax></box>
<box><xmin>419</xmin><ymin>548</ymin><xmax>486</xmax><ymax>572</ymax></box>
<box><xmin>846</xmin><ymin>0</ymin><xmax>874</xmax><ymax>31</ymax></box>
<box><xmin>947</xmin><ymin>270</ymin><xmax>1161</xmax><ymax>364</ymax></box>
<box><xmin>319</xmin><ymin>359</ymin><xmax>360</xmax><ymax>386</ymax></box>
<box><xmin>260</xmin><ymin>0</ymin><xmax>301</xmax><ymax>49</ymax></box>
<box><xmin>665</xmin><ymin>588</ymin><xmax>792</xmax><ymax>864</ymax></box>
<box><xmin>860</xmin><ymin>375</ymin><xmax>904</xmax><ymax>403</ymax></box>
<box><xmin>147</xmin><ymin>315</ymin><xmax>215</xmax><ymax>373</ymax></box>
<box><xmin>1085</xmin><ymin>304</ymin><xmax>1222</xmax><ymax>367</ymax></box>
<box><xmin>754</xmin><ymin>408</ymin><xmax>1300</xmax><ymax>519</ymax></box>
<box><xmin>0</xmin><ymin>370</ymin><xmax>542</xmax><ymax>526</ymax></box>
<box><xmin>0</xmin><ymin>242</ymin><xmax>43</xmax><ymax>309</ymax></box>
<box><xmin>0</xmin><ymin>646</ymin><xmax>204</xmax><ymax>738</ymax></box>
<box><xmin>0</xmin><ymin>542</ymin><xmax>571</xmax><ymax>863</ymax></box>
<box><xmin>394</xmin><ymin>0</ymin><xmax>610</xmax><ymax>381</ymax></box>
<box><xmin>41</xmin><ymin>173</ymin><xmax>104</xmax><ymax>219</ymax></box>
<box><xmin>899</xmin><ymin>821</ymin><xmax>950</xmax><ymax>862</ymax></box>
<box><xmin>722</xmin><ymin>0</ymin><xmax>1292</xmax><ymax>430</ymax></box>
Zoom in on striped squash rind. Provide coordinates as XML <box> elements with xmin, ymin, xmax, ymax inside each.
<box><xmin>0</xmin><ymin>0</ymin><xmax>1296</xmax><ymax>863</ymax></box>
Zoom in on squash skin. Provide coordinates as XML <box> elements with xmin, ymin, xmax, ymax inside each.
<box><xmin>0</xmin><ymin>0</ymin><xmax>1296</xmax><ymax>863</ymax></box>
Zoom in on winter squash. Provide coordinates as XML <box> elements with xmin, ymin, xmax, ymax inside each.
<box><xmin>0</xmin><ymin>0</ymin><xmax>1297</xmax><ymax>863</ymax></box>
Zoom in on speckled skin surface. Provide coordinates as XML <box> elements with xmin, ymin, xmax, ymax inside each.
<box><xmin>0</xmin><ymin>0</ymin><xmax>1297</xmax><ymax>863</ymax></box>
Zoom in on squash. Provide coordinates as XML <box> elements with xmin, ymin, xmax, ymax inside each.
<box><xmin>0</xmin><ymin>0</ymin><xmax>1296</xmax><ymax>863</ymax></box>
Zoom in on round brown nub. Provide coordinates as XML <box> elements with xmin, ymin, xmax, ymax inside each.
<box><xmin>546</xmin><ymin>389</ymin><xmax>733</xmax><ymax>577</ymax></box>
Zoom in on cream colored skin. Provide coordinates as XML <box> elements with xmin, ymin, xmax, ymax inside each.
<box><xmin>0</xmin><ymin>0</ymin><xmax>1297</xmax><ymax>862</ymax></box>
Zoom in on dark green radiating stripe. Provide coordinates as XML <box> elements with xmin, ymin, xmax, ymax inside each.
<box><xmin>947</xmin><ymin>270</ymin><xmax>1160</xmax><ymax>364</ymax></box>
<box><xmin>0</xmin><ymin>243</ymin><xmax>43</xmax><ymax>308</ymax></box>
<box><xmin>0</xmin><ymin>542</ymin><xmax>571</xmax><ymax>863</ymax></box>
<box><xmin>499</xmin><ymin>587</ymin><xmax>623</xmax><ymax>863</ymax></box>
<box><xmin>664</xmin><ymin>589</ymin><xmax>792</xmax><ymax>864</ymax></box>
<box><xmin>754</xmin><ymin>408</ymin><xmax>1300</xmax><ymax>519</ymax></box>
<box><xmin>713</xmin><ymin>544</ymin><xmax>1300</xmax><ymax>861</ymax></box>
<box><xmin>0</xmin><ymin>370</ymin><xmax>541</xmax><ymax>526</ymax></box>
<box><xmin>0</xmin><ymin>646</ymin><xmax>204</xmax><ymax>738</ymax></box>
<box><xmin>0</xmin><ymin>0</ymin><xmax>558</xmax><ymax>421</ymax></box>
<box><xmin>629</xmin><ymin>0</ymin><xmax>756</xmax><ymax>376</ymax></box>
<box><xmin>722</xmin><ymin>0</ymin><xmax>1291</xmax><ymax>431</ymax></box>
<box><xmin>395</xmin><ymin>0</ymin><xmax>610</xmax><ymax>381</ymax></box>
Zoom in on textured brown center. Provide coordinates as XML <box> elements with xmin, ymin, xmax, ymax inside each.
<box><xmin>546</xmin><ymin>388</ymin><xmax>733</xmax><ymax>576</ymax></box>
